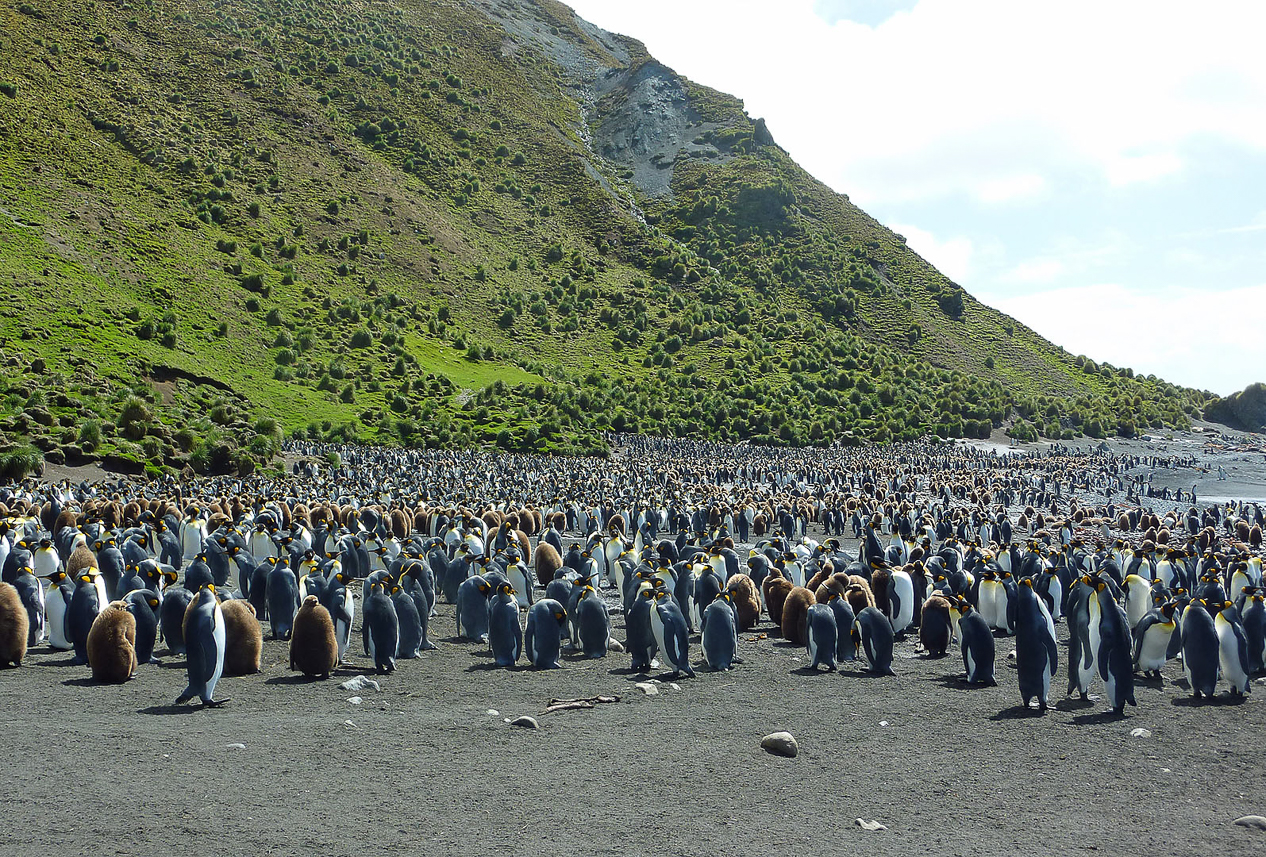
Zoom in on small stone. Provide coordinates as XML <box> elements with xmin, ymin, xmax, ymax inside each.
<box><xmin>339</xmin><ymin>675</ymin><xmax>381</xmax><ymax>693</ymax></box>
<box><xmin>1234</xmin><ymin>816</ymin><xmax>1266</xmax><ymax>831</ymax></box>
<box><xmin>347</xmin><ymin>696</ymin><xmax>362</xmax><ymax>705</ymax></box>
<box><xmin>510</xmin><ymin>715</ymin><xmax>539</xmax><ymax>729</ymax></box>
<box><xmin>635</xmin><ymin>682</ymin><xmax>659</xmax><ymax>696</ymax></box>
<box><xmin>607</xmin><ymin>639</ymin><xmax>625</xmax><ymax>653</ymax></box>
<box><xmin>879</xmin><ymin>720</ymin><xmax>889</xmax><ymax>727</ymax></box>
<box><xmin>224</xmin><ymin>743</ymin><xmax>246</xmax><ymax>750</ymax></box>
<box><xmin>856</xmin><ymin>819</ymin><xmax>887</xmax><ymax>832</ymax></box>
<box><xmin>761</xmin><ymin>731</ymin><xmax>798</xmax><ymax>758</ymax></box>
<box><xmin>1008</xmin><ymin>650</ymin><xmax>1017</xmax><ymax>660</ymax></box>
<box><xmin>1130</xmin><ymin>728</ymin><xmax>1151</xmax><ymax>738</ymax></box>
<box><xmin>487</xmin><ymin>709</ymin><xmax>500</xmax><ymax>716</ymax></box>
<box><xmin>343</xmin><ymin>720</ymin><xmax>355</xmax><ymax>728</ymax></box>
<box><xmin>669</xmin><ymin>683</ymin><xmax>681</xmax><ymax>691</ymax></box>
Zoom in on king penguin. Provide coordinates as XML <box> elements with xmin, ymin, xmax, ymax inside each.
<box><xmin>66</xmin><ymin>572</ymin><xmax>103</xmax><ymax>665</ymax></box>
<box><xmin>1015</xmin><ymin>578</ymin><xmax>1058</xmax><ymax>711</ymax></box>
<box><xmin>1092</xmin><ymin>579</ymin><xmax>1136</xmax><ymax>715</ymax></box>
<box><xmin>175</xmin><ymin>583</ymin><xmax>227</xmax><ymax>707</ymax></box>
<box><xmin>455</xmin><ymin>575</ymin><xmax>493</xmax><ymax>643</ymax></box>
<box><xmin>955</xmin><ymin>598</ymin><xmax>997</xmax><ymax>685</ymax></box>
<box><xmin>487</xmin><ymin>582</ymin><xmax>523</xmax><ymax>668</ymax></box>
<box><xmin>525</xmin><ymin>599</ymin><xmax>566</xmax><ymax>669</ymax></box>
<box><xmin>701</xmin><ymin>590</ymin><xmax>739</xmax><ymax>671</ymax></box>
<box><xmin>650</xmin><ymin>589</ymin><xmax>694</xmax><ymax>678</ymax></box>
<box><xmin>1181</xmin><ymin>600</ymin><xmax>1220</xmax><ymax>700</ymax></box>
<box><xmin>1215</xmin><ymin>600</ymin><xmax>1252</xmax><ymax>696</ymax></box>
<box><xmin>1132</xmin><ymin>601</ymin><xmax>1177</xmax><ymax>681</ymax></box>
<box><xmin>852</xmin><ymin>605</ymin><xmax>895</xmax><ymax>676</ymax></box>
<box><xmin>626</xmin><ymin>586</ymin><xmax>658</xmax><ymax>672</ymax></box>
<box><xmin>826</xmin><ymin>592</ymin><xmax>855</xmax><ymax>662</ymax></box>
<box><xmin>1242</xmin><ymin>590</ymin><xmax>1265</xmax><ymax>674</ymax></box>
<box><xmin>805</xmin><ymin>602</ymin><xmax>838</xmax><ymax>671</ymax></box>
<box><xmin>362</xmin><ymin>580</ymin><xmax>398</xmax><ymax>674</ymax></box>
<box><xmin>575</xmin><ymin>585</ymin><xmax>610</xmax><ymax>659</ymax></box>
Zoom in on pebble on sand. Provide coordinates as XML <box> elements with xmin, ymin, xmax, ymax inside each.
<box><xmin>487</xmin><ymin>709</ymin><xmax>500</xmax><ymax>716</ymax></box>
<box><xmin>224</xmin><ymin>743</ymin><xmax>246</xmax><ymax>750</ymax></box>
<box><xmin>761</xmin><ymin>732</ymin><xmax>798</xmax><ymax>758</ymax></box>
<box><xmin>855</xmin><ymin>819</ymin><xmax>888</xmax><ymax>831</ymax></box>
<box><xmin>347</xmin><ymin>696</ymin><xmax>363</xmax><ymax>705</ymax></box>
<box><xmin>339</xmin><ymin>676</ymin><xmax>381</xmax><ymax>693</ymax></box>
<box><xmin>510</xmin><ymin>715</ymin><xmax>539</xmax><ymax>729</ymax></box>
<box><xmin>607</xmin><ymin>639</ymin><xmax>625</xmax><ymax>653</ymax></box>
<box><xmin>1234</xmin><ymin>816</ymin><xmax>1266</xmax><ymax>831</ymax></box>
<box><xmin>1130</xmin><ymin>728</ymin><xmax>1152</xmax><ymax>738</ymax></box>
<box><xmin>635</xmin><ymin>682</ymin><xmax>659</xmax><ymax>696</ymax></box>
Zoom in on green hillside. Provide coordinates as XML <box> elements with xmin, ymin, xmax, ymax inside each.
<box><xmin>0</xmin><ymin>0</ymin><xmax>1213</xmax><ymax>476</ymax></box>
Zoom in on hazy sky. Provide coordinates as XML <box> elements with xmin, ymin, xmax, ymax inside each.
<box><xmin>565</xmin><ymin>0</ymin><xmax>1266</xmax><ymax>395</ymax></box>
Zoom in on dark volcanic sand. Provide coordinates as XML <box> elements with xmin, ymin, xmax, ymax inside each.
<box><xmin>5</xmin><ymin>559</ymin><xmax>1265</xmax><ymax>856</ymax></box>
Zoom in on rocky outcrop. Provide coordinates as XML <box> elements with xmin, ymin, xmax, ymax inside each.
<box><xmin>1206</xmin><ymin>383</ymin><xmax>1266</xmax><ymax>432</ymax></box>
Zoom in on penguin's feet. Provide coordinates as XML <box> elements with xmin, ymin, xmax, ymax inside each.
<box><xmin>204</xmin><ymin>697</ymin><xmax>230</xmax><ymax>708</ymax></box>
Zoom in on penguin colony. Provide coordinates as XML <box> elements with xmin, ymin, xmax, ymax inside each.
<box><xmin>0</xmin><ymin>434</ymin><xmax>1262</xmax><ymax>719</ymax></box>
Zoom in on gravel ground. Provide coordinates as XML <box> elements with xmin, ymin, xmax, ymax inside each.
<box><xmin>5</xmin><ymin>562</ymin><xmax>1265</xmax><ymax>857</ymax></box>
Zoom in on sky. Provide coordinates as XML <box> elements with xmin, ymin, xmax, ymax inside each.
<box><xmin>564</xmin><ymin>0</ymin><xmax>1266</xmax><ymax>395</ymax></box>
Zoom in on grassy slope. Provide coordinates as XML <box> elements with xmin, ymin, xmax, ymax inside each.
<box><xmin>0</xmin><ymin>0</ymin><xmax>1212</xmax><ymax>474</ymax></box>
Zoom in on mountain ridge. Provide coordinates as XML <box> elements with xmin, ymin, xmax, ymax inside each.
<box><xmin>0</xmin><ymin>0</ymin><xmax>1218</xmax><ymax>477</ymax></box>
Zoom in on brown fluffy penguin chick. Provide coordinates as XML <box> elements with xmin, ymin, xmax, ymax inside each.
<box><xmin>814</xmin><ymin>572</ymin><xmax>850</xmax><ymax>604</ymax></box>
<box><xmin>752</xmin><ymin>514</ymin><xmax>767</xmax><ymax>536</ymax></box>
<box><xmin>534</xmin><ymin>542</ymin><xmax>562</xmax><ymax>587</ymax></box>
<box><xmin>0</xmin><ymin>582</ymin><xmax>29</xmax><ymax>667</ymax></box>
<box><xmin>221</xmin><ymin>599</ymin><xmax>262</xmax><ymax>676</ymax></box>
<box><xmin>66</xmin><ymin>545</ymin><xmax>99</xmax><ymax>576</ymax></box>
<box><xmin>919</xmin><ymin>595</ymin><xmax>953</xmax><ymax>657</ymax></box>
<box><xmin>725</xmin><ymin>573</ymin><xmax>761</xmax><ymax>631</ymax></box>
<box><xmin>870</xmin><ymin>566</ymin><xmax>892</xmax><ymax>616</ymax></box>
<box><xmin>514</xmin><ymin>529</ymin><xmax>533</xmax><ymax>563</ymax></box>
<box><xmin>781</xmin><ymin>586</ymin><xmax>816</xmax><ymax>646</ymax></box>
<box><xmin>805</xmin><ymin>563</ymin><xmax>833</xmax><ymax>593</ymax></box>
<box><xmin>764</xmin><ymin>577</ymin><xmax>794</xmax><ymax>631</ymax></box>
<box><xmin>87</xmin><ymin>601</ymin><xmax>137</xmax><ymax>683</ymax></box>
<box><xmin>290</xmin><ymin>595</ymin><xmax>338</xmax><ymax>679</ymax></box>
<box><xmin>845</xmin><ymin>578</ymin><xmax>875</xmax><ymax>616</ymax></box>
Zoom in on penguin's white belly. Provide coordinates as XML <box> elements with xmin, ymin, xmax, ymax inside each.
<box><xmin>1137</xmin><ymin>626</ymin><xmax>1172</xmax><ymax>671</ymax></box>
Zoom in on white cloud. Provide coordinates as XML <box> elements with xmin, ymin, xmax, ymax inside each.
<box><xmin>1004</xmin><ymin>258</ymin><xmax>1063</xmax><ymax>284</ymax></box>
<box><xmin>888</xmin><ymin>222</ymin><xmax>973</xmax><ymax>283</ymax></box>
<box><xmin>981</xmin><ymin>282</ymin><xmax>1266</xmax><ymax>395</ymax></box>
<box><xmin>977</xmin><ymin>174</ymin><xmax>1047</xmax><ymax>204</ymax></box>
<box><xmin>1103</xmin><ymin>151</ymin><xmax>1185</xmax><ymax>187</ymax></box>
